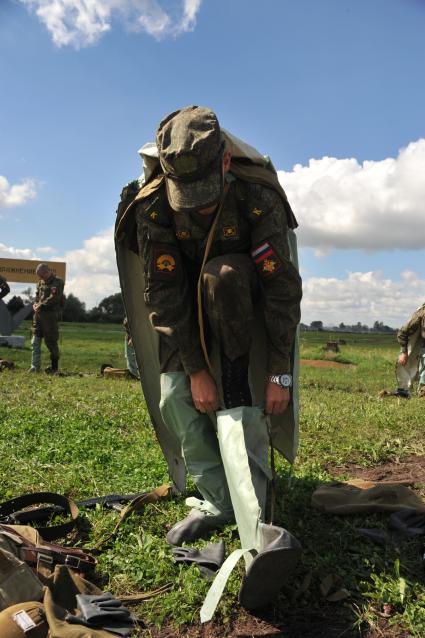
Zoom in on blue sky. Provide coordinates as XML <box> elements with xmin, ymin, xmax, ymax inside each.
<box><xmin>1</xmin><ymin>0</ymin><xmax>424</xmax><ymax>326</ymax></box>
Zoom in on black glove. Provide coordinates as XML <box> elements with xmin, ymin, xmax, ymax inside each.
<box><xmin>172</xmin><ymin>541</ymin><xmax>225</xmax><ymax>580</ymax></box>
<box><xmin>66</xmin><ymin>592</ymin><xmax>136</xmax><ymax>637</ymax></box>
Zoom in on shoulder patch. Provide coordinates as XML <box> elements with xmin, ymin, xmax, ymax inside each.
<box><xmin>251</xmin><ymin>241</ymin><xmax>282</xmax><ymax>276</ymax></box>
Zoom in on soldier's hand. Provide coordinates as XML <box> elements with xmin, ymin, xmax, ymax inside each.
<box><xmin>265</xmin><ymin>382</ymin><xmax>290</xmax><ymax>415</ymax></box>
<box><xmin>33</xmin><ymin>303</ymin><xmax>39</xmax><ymax>311</ymax></box>
<box><xmin>399</xmin><ymin>352</ymin><xmax>409</xmax><ymax>366</ymax></box>
<box><xmin>190</xmin><ymin>369</ymin><xmax>219</xmax><ymax>413</ymax></box>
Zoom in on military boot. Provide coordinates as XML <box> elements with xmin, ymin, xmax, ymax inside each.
<box><xmin>395</xmin><ymin>388</ymin><xmax>410</xmax><ymax>399</ymax></box>
<box><xmin>45</xmin><ymin>358</ymin><xmax>58</xmax><ymax>374</ymax></box>
<box><xmin>221</xmin><ymin>353</ymin><xmax>252</xmax><ymax>409</ymax></box>
<box><xmin>418</xmin><ymin>385</ymin><xmax>425</xmax><ymax>398</ymax></box>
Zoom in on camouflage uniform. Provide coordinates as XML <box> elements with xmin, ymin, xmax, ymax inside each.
<box><xmin>31</xmin><ymin>274</ymin><xmax>64</xmax><ymax>371</ymax></box>
<box><xmin>0</xmin><ymin>276</ymin><xmax>10</xmax><ymax>300</ymax></box>
<box><xmin>397</xmin><ymin>304</ymin><xmax>425</xmax><ymax>388</ymax></box>
<box><xmin>135</xmin><ymin>175</ymin><xmax>301</xmax><ymax>376</ymax></box>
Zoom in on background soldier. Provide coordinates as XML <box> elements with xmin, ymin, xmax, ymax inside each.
<box><xmin>0</xmin><ymin>275</ymin><xmax>10</xmax><ymax>300</ymax></box>
<box><xmin>29</xmin><ymin>263</ymin><xmax>64</xmax><ymax>373</ymax></box>
<box><xmin>397</xmin><ymin>303</ymin><xmax>425</xmax><ymax>397</ymax></box>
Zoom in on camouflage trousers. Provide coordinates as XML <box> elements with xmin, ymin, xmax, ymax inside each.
<box><xmin>160</xmin><ymin>254</ymin><xmax>259</xmax><ymax>372</ymax></box>
<box><xmin>32</xmin><ymin>311</ymin><xmax>60</xmax><ymax>362</ymax></box>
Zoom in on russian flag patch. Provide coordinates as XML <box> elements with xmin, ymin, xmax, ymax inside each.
<box><xmin>251</xmin><ymin>241</ymin><xmax>281</xmax><ymax>275</ymax></box>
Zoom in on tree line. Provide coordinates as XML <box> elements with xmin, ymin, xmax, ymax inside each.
<box><xmin>301</xmin><ymin>320</ymin><xmax>396</xmax><ymax>333</ymax></box>
<box><xmin>6</xmin><ymin>292</ymin><xmax>125</xmax><ymax>323</ymax></box>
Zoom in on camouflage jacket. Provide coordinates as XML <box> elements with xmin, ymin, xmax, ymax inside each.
<box><xmin>0</xmin><ymin>275</ymin><xmax>10</xmax><ymax>300</ymax></box>
<box><xmin>35</xmin><ymin>275</ymin><xmax>64</xmax><ymax>312</ymax></box>
<box><xmin>397</xmin><ymin>304</ymin><xmax>425</xmax><ymax>353</ymax></box>
<box><xmin>134</xmin><ymin>174</ymin><xmax>302</xmax><ymax>375</ymax></box>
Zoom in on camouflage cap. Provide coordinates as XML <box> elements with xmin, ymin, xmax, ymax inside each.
<box><xmin>156</xmin><ymin>106</ymin><xmax>224</xmax><ymax>212</ymax></box>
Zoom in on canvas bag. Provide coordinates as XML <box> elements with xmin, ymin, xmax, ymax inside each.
<box><xmin>0</xmin><ymin>548</ymin><xmax>44</xmax><ymax>611</ymax></box>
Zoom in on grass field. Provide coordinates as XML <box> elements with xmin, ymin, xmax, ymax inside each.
<box><xmin>1</xmin><ymin>323</ymin><xmax>425</xmax><ymax>637</ymax></box>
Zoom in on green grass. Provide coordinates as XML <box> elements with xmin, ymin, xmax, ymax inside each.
<box><xmin>1</xmin><ymin>324</ymin><xmax>425</xmax><ymax>636</ymax></box>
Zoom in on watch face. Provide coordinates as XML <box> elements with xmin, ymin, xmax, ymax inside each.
<box><xmin>279</xmin><ymin>374</ymin><xmax>292</xmax><ymax>387</ymax></box>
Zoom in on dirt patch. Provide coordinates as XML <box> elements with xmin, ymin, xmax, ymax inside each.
<box><xmin>300</xmin><ymin>359</ymin><xmax>352</xmax><ymax>369</ymax></box>
<box><xmin>142</xmin><ymin>609</ymin><xmax>406</xmax><ymax>637</ymax></box>
<box><xmin>325</xmin><ymin>455</ymin><xmax>425</xmax><ymax>498</ymax></box>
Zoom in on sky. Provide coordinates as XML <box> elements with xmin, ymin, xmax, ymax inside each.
<box><xmin>1</xmin><ymin>0</ymin><xmax>424</xmax><ymax>327</ymax></box>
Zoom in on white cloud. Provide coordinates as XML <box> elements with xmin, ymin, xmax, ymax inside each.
<box><xmin>1</xmin><ymin>229</ymin><xmax>119</xmax><ymax>308</ymax></box>
<box><xmin>279</xmin><ymin>138</ymin><xmax>425</xmax><ymax>252</ymax></box>
<box><xmin>36</xmin><ymin>246</ymin><xmax>58</xmax><ymax>254</ymax></box>
<box><xmin>20</xmin><ymin>0</ymin><xmax>202</xmax><ymax>48</ymax></box>
<box><xmin>0</xmin><ymin>243</ymin><xmax>39</xmax><ymax>260</ymax></box>
<box><xmin>62</xmin><ymin>226</ymin><xmax>119</xmax><ymax>307</ymax></box>
<box><xmin>301</xmin><ymin>270</ymin><xmax>425</xmax><ymax>328</ymax></box>
<box><xmin>0</xmin><ymin>176</ymin><xmax>37</xmax><ymax>209</ymax></box>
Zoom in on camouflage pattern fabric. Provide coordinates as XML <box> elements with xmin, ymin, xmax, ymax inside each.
<box><xmin>32</xmin><ymin>275</ymin><xmax>64</xmax><ymax>362</ymax></box>
<box><xmin>156</xmin><ymin>106</ymin><xmax>224</xmax><ymax>213</ymax></box>
<box><xmin>135</xmin><ymin>177</ymin><xmax>302</xmax><ymax>375</ymax></box>
<box><xmin>397</xmin><ymin>304</ymin><xmax>425</xmax><ymax>353</ymax></box>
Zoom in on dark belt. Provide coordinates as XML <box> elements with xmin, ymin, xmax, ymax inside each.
<box><xmin>0</xmin><ymin>492</ymin><xmax>79</xmax><ymax>541</ymax></box>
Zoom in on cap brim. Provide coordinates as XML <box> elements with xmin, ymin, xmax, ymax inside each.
<box><xmin>165</xmin><ymin>169</ymin><xmax>222</xmax><ymax>213</ymax></box>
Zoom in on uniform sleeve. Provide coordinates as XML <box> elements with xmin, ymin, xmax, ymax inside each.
<box><xmin>136</xmin><ymin>208</ymin><xmax>206</xmax><ymax>375</ymax></box>
<box><xmin>35</xmin><ymin>282</ymin><xmax>40</xmax><ymax>303</ymax></box>
<box><xmin>247</xmin><ymin>184</ymin><xmax>302</xmax><ymax>374</ymax></box>
<box><xmin>397</xmin><ymin>307</ymin><xmax>424</xmax><ymax>352</ymax></box>
<box><xmin>39</xmin><ymin>279</ymin><xmax>64</xmax><ymax>310</ymax></box>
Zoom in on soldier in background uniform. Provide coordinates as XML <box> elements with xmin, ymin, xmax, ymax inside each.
<box><xmin>397</xmin><ymin>304</ymin><xmax>425</xmax><ymax>397</ymax></box>
<box><xmin>120</xmin><ymin>106</ymin><xmax>302</xmax><ymax>545</ymax></box>
<box><xmin>0</xmin><ymin>275</ymin><xmax>10</xmax><ymax>300</ymax></box>
<box><xmin>29</xmin><ymin>264</ymin><xmax>64</xmax><ymax>373</ymax></box>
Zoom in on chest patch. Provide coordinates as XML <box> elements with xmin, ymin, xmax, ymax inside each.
<box><xmin>154</xmin><ymin>251</ymin><xmax>177</xmax><ymax>273</ymax></box>
<box><xmin>251</xmin><ymin>241</ymin><xmax>282</xmax><ymax>276</ymax></box>
<box><xmin>252</xmin><ymin>207</ymin><xmax>263</xmax><ymax>217</ymax></box>
<box><xmin>176</xmin><ymin>229</ymin><xmax>191</xmax><ymax>240</ymax></box>
<box><xmin>222</xmin><ymin>225</ymin><xmax>238</xmax><ymax>239</ymax></box>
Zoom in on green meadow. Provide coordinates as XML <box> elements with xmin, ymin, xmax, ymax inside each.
<box><xmin>1</xmin><ymin>323</ymin><xmax>424</xmax><ymax>637</ymax></box>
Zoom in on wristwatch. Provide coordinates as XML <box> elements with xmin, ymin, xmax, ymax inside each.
<box><xmin>268</xmin><ymin>374</ymin><xmax>292</xmax><ymax>388</ymax></box>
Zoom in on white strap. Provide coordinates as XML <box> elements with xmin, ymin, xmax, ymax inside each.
<box><xmin>200</xmin><ymin>547</ymin><xmax>256</xmax><ymax>623</ymax></box>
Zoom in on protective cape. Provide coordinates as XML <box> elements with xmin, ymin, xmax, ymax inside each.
<box><xmin>114</xmin><ymin>130</ymin><xmax>300</xmax><ymax>492</ymax></box>
<box><xmin>396</xmin><ymin>318</ymin><xmax>423</xmax><ymax>391</ymax></box>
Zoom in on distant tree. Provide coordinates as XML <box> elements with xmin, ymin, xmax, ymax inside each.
<box><xmin>372</xmin><ymin>320</ymin><xmax>394</xmax><ymax>333</ymax></box>
<box><xmin>88</xmin><ymin>293</ymin><xmax>124</xmax><ymax>323</ymax></box>
<box><xmin>6</xmin><ymin>295</ymin><xmax>24</xmax><ymax>315</ymax></box>
<box><xmin>310</xmin><ymin>320</ymin><xmax>323</xmax><ymax>331</ymax></box>
<box><xmin>62</xmin><ymin>293</ymin><xmax>87</xmax><ymax>322</ymax></box>
<box><xmin>339</xmin><ymin>322</ymin><xmax>346</xmax><ymax>330</ymax></box>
